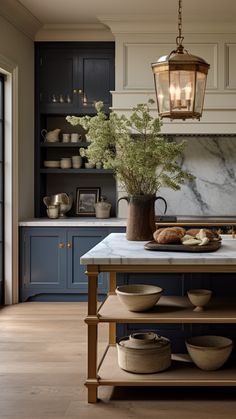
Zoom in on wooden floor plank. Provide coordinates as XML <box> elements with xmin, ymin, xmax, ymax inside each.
<box><xmin>0</xmin><ymin>302</ymin><xmax>235</xmax><ymax>418</ymax></box>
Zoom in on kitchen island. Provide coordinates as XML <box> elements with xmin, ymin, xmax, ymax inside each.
<box><xmin>81</xmin><ymin>233</ymin><xmax>236</xmax><ymax>403</ymax></box>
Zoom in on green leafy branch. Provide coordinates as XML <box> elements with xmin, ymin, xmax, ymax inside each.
<box><xmin>66</xmin><ymin>100</ymin><xmax>194</xmax><ymax>195</ymax></box>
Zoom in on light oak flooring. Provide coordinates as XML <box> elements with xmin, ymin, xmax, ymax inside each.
<box><xmin>0</xmin><ymin>302</ymin><xmax>235</xmax><ymax>418</ymax></box>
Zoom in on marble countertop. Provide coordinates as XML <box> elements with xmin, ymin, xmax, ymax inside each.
<box><xmin>19</xmin><ymin>218</ymin><xmax>127</xmax><ymax>227</ymax></box>
<box><xmin>19</xmin><ymin>216</ymin><xmax>236</xmax><ymax>227</ymax></box>
<box><xmin>80</xmin><ymin>233</ymin><xmax>236</xmax><ymax>265</ymax></box>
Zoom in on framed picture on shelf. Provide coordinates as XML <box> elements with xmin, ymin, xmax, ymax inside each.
<box><xmin>76</xmin><ymin>187</ymin><xmax>100</xmax><ymax>216</ymax></box>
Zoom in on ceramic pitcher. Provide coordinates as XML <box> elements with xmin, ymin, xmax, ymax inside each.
<box><xmin>41</xmin><ymin>128</ymin><xmax>61</xmax><ymax>142</ymax></box>
<box><xmin>117</xmin><ymin>194</ymin><xmax>167</xmax><ymax>241</ymax></box>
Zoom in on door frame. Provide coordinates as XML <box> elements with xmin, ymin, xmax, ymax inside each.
<box><xmin>0</xmin><ymin>54</ymin><xmax>19</xmax><ymax>304</ymax></box>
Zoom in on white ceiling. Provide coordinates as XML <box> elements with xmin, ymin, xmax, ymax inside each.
<box><xmin>18</xmin><ymin>0</ymin><xmax>236</xmax><ymax>25</ymax></box>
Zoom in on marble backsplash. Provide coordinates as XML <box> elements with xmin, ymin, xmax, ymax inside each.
<box><xmin>158</xmin><ymin>136</ymin><xmax>236</xmax><ymax>216</ymax></box>
<box><xmin>117</xmin><ymin>136</ymin><xmax>236</xmax><ymax>218</ymax></box>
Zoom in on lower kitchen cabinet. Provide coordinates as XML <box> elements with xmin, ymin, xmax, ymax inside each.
<box><xmin>20</xmin><ymin>226</ymin><xmax>125</xmax><ymax>301</ymax></box>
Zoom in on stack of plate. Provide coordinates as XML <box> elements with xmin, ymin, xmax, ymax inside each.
<box><xmin>44</xmin><ymin>160</ymin><xmax>60</xmax><ymax>168</ymax></box>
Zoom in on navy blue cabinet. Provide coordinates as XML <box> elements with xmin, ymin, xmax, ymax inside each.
<box><xmin>67</xmin><ymin>228</ymin><xmax>108</xmax><ymax>292</ymax></box>
<box><xmin>35</xmin><ymin>42</ymin><xmax>115</xmax><ymax>115</ymax></box>
<box><xmin>21</xmin><ymin>228</ymin><xmax>67</xmax><ymax>301</ymax></box>
<box><xmin>20</xmin><ymin>226</ymin><xmax>125</xmax><ymax>302</ymax></box>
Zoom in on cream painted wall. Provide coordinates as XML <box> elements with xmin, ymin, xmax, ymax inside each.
<box><xmin>0</xmin><ymin>15</ymin><xmax>34</xmax><ymax>220</ymax></box>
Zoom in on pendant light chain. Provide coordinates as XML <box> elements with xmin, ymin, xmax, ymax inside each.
<box><xmin>178</xmin><ymin>0</ymin><xmax>182</xmax><ymax>39</ymax></box>
<box><xmin>176</xmin><ymin>0</ymin><xmax>184</xmax><ymax>52</ymax></box>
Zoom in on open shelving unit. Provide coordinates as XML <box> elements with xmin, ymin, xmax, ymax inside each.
<box><xmin>96</xmin><ymin>295</ymin><xmax>236</xmax><ymax>387</ymax></box>
<box><xmin>35</xmin><ymin>41</ymin><xmax>116</xmax><ymax>218</ymax></box>
<box><xmin>84</xmin><ymin>259</ymin><xmax>236</xmax><ymax>403</ymax></box>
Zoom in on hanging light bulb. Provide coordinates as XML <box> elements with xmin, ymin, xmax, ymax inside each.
<box><xmin>151</xmin><ymin>0</ymin><xmax>210</xmax><ymax>120</ymax></box>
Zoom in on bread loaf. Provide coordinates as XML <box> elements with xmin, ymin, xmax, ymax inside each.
<box><xmin>171</xmin><ymin>226</ymin><xmax>186</xmax><ymax>238</ymax></box>
<box><xmin>157</xmin><ymin>229</ymin><xmax>181</xmax><ymax>244</ymax></box>
<box><xmin>186</xmin><ymin>228</ymin><xmax>221</xmax><ymax>241</ymax></box>
<box><xmin>153</xmin><ymin>228</ymin><xmax>166</xmax><ymax>241</ymax></box>
<box><xmin>186</xmin><ymin>229</ymin><xmax>200</xmax><ymax>237</ymax></box>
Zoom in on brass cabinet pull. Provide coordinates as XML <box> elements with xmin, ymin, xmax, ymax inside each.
<box><xmin>67</xmin><ymin>242</ymin><xmax>72</xmax><ymax>249</ymax></box>
<box><xmin>58</xmin><ymin>242</ymin><xmax>65</xmax><ymax>249</ymax></box>
<box><xmin>73</xmin><ymin>88</ymin><xmax>83</xmax><ymax>94</ymax></box>
<box><xmin>229</xmin><ymin>228</ymin><xmax>236</xmax><ymax>238</ymax></box>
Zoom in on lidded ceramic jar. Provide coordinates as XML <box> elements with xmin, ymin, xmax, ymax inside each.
<box><xmin>95</xmin><ymin>196</ymin><xmax>111</xmax><ymax>218</ymax></box>
<box><xmin>117</xmin><ymin>332</ymin><xmax>171</xmax><ymax>373</ymax></box>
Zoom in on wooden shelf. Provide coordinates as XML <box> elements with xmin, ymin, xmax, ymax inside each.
<box><xmin>40</xmin><ymin>142</ymin><xmax>88</xmax><ymax>147</ymax></box>
<box><xmin>97</xmin><ymin>346</ymin><xmax>236</xmax><ymax>386</ymax></box>
<box><xmin>97</xmin><ymin>295</ymin><xmax>236</xmax><ymax>323</ymax></box>
<box><xmin>40</xmin><ymin>168</ymin><xmax>113</xmax><ymax>174</ymax></box>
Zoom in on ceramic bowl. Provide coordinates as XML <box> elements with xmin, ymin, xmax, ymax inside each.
<box><xmin>85</xmin><ymin>162</ymin><xmax>95</xmax><ymax>169</ymax></box>
<box><xmin>115</xmin><ymin>284</ymin><xmax>163</xmax><ymax>312</ymax></box>
<box><xmin>186</xmin><ymin>335</ymin><xmax>233</xmax><ymax>371</ymax></box>
<box><xmin>43</xmin><ymin>160</ymin><xmax>60</xmax><ymax>168</ymax></box>
<box><xmin>187</xmin><ymin>289</ymin><xmax>212</xmax><ymax>311</ymax></box>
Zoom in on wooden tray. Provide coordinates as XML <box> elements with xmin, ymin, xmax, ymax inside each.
<box><xmin>144</xmin><ymin>241</ymin><xmax>221</xmax><ymax>252</ymax></box>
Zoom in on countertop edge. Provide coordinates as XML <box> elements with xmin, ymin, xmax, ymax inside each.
<box><xmin>18</xmin><ymin>218</ymin><xmax>127</xmax><ymax>227</ymax></box>
<box><xmin>18</xmin><ymin>217</ymin><xmax>236</xmax><ymax>227</ymax></box>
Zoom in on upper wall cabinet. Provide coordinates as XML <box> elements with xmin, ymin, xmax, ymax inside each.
<box><xmin>35</xmin><ymin>42</ymin><xmax>115</xmax><ymax>114</ymax></box>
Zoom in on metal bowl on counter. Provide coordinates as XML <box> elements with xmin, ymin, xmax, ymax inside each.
<box><xmin>43</xmin><ymin>193</ymin><xmax>73</xmax><ymax>218</ymax></box>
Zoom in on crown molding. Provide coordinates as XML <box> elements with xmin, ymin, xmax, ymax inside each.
<box><xmin>41</xmin><ymin>23</ymin><xmax>110</xmax><ymax>31</ymax></box>
<box><xmin>98</xmin><ymin>15</ymin><xmax>236</xmax><ymax>35</ymax></box>
<box><xmin>0</xmin><ymin>0</ymin><xmax>42</xmax><ymax>40</ymax></box>
<box><xmin>35</xmin><ymin>23</ymin><xmax>114</xmax><ymax>42</ymax></box>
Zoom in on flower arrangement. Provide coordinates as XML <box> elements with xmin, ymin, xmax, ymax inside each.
<box><xmin>66</xmin><ymin>100</ymin><xmax>194</xmax><ymax>196</ymax></box>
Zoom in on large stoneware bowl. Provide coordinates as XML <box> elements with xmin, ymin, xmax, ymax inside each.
<box><xmin>115</xmin><ymin>284</ymin><xmax>163</xmax><ymax>312</ymax></box>
<box><xmin>186</xmin><ymin>335</ymin><xmax>233</xmax><ymax>371</ymax></box>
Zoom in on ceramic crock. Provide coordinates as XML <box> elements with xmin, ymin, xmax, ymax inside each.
<box><xmin>117</xmin><ymin>331</ymin><xmax>171</xmax><ymax>373</ymax></box>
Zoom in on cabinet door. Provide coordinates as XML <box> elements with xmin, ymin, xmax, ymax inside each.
<box><xmin>67</xmin><ymin>228</ymin><xmax>108</xmax><ymax>293</ymax></box>
<box><xmin>37</xmin><ymin>50</ymin><xmax>78</xmax><ymax>113</ymax></box>
<box><xmin>20</xmin><ymin>228</ymin><xmax>67</xmax><ymax>300</ymax></box>
<box><xmin>77</xmin><ymin>51</ymin><xmax>115</xmax><ymax>113</ymax></box>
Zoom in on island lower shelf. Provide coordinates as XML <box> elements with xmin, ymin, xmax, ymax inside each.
<box><xmin>96</xmin><ymin>295</ymin><xmax>236</xmax><ymax>323</ymax></box>
<box><xmin>96</xmin><ymin>346</ymin><xmax>236</xmax><ymax>386</ymax></box>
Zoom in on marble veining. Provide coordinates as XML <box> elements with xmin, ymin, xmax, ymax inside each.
<box><xmin>80</xmin><ymin>233</ymin><xmax>236</xmax><ymax>265</ymax></box>
<box><xmin>156</xmin><ymin>136</ymin><xmax>236</xmax><ymax>217</ymax></box>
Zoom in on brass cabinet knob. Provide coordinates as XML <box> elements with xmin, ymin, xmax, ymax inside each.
<box><xmin>229</xmin><ymin>228</ymin><xmax>236</xmax><ymax>238</ymax></box>
<box><xmin>58</xmin><ymin>242</ymin><xmax>65</xmax><ymax>249</ymax></box>
<box><xmin>73</xmin><ymin>88</ymin><xmax>83</xmax><ymax>94</ymax></box>
<box><xmin>67</xmin><ymin>242</ymin><xmax>72</xmax><ymax>249</ymax></box>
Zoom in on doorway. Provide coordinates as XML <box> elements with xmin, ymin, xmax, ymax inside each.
<box><xmin>0</xmin><ymin>75</ymin><xmax>4</xmax><ymax>304</ymax></box>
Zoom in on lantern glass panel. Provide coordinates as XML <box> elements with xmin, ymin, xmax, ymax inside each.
<box><xmin>154</xmin><ymin>70</ymin><xmax>170</xmax><ymax>114</ymax></box>
<box><xmin>194</xmin><ymin>71</ymin><xmax>207</xmax><ymax>115</ymax></box>
<box><xmin>169</xmin><ymin>70</ymin><xmax>195</xmax><ymax>113</ymax></box>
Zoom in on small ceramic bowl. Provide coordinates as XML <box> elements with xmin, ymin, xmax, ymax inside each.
<box><xmin>85</xmin><ymin>162</ymin><xmax>95</xmax><ymax>169</ymax></box>
<box><xmin>115</xmin><ymin>284</ymin><xmax>163</xmax><ymax>312</ymax></box>
<box><xmin>187</xmin><ymin>289</ymin><xmax>212</xmax><ymax>312</ymax></box>
<box><xmin>43</xmin><ymin>160</ymin><xmax>60</xmax><ymax>168</ymax></box>
<box><xmin>186</xmin><ymin>335</ymin><xmax>233</xmax><ymax>371</ymax></box>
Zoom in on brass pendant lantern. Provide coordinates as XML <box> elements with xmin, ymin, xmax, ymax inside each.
<box><xmin>151</xmin><ymin>0</ymin><xmax>210</xmax><ymax>120</ymax></box>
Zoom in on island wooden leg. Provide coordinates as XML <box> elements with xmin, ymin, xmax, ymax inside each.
<box><xmin>86</xmin><ymin>266</ymin><xmax>99</xmax><ymax>403</ymax></box>
<box><xmin>109</xmin><ymin>272</ymin><xmax>117</xmax><ymax>345</ymax></box>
